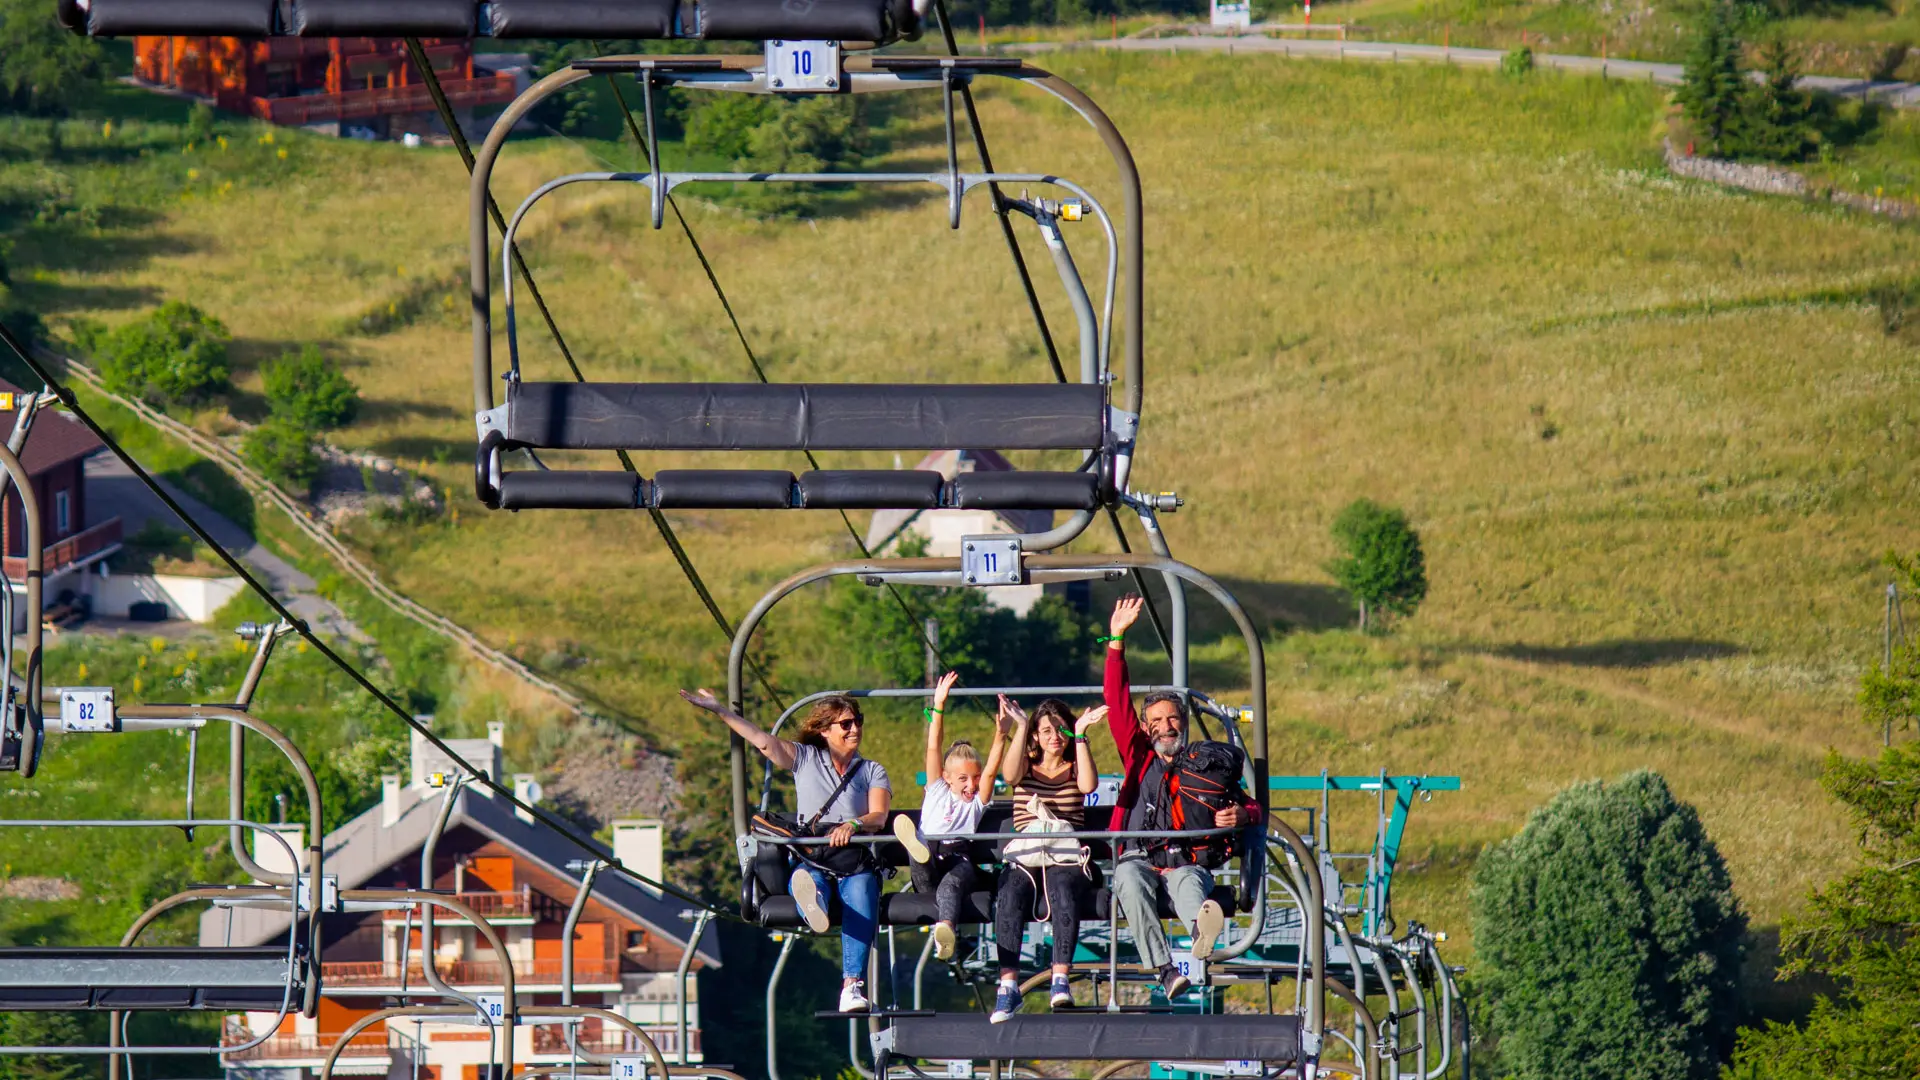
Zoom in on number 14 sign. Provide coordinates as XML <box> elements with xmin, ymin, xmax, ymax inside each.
<box><xmin>766</xmin><ymin>40</ymin><xmax>841</xmax><ymax>92</ymax></box>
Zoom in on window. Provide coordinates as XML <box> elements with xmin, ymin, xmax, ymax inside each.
<box><xmin>53</xmin><ymin>490</ymin><xmax>69</xmax><ymax>537</ymax></box>
<box><xmin>625</xmin><ymin>930</ymin><xmax>648</xmax><ymax>952</ymax></box>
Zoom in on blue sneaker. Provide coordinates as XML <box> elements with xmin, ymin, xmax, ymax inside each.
<box><xmin>1049</xmin><ymin>974</ymin><xmax>1073</xmax><ymax>1009</ymax></box>
<box><xmin>989</xmin><ymin>979</ymin><xmax>1023</xmax><ymax>1024</ymax></box>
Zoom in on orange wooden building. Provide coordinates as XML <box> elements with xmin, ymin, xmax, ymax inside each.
<box><xmin>132</xmin><ymin>36</ymin><xmax>518</xmax><ymax>134</ymax></box>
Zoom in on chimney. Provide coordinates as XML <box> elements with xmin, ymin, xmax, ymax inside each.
<box><xmin>381</xmin><ymin>774</ymin><xmax>402</xmax><ymax>828</ymax></box>
<box><xmin>409</xmin><ymin>715</ymin><xmax>434</xmax><ymax>788</ymax></box>
<box><xmin>249</xmin><ymin>823</ymin><xmax>306</xmax><ymax>881</ymax></box>
<box><xmin>513</xmin><ymin>774</ymin><xmax>542</xmax><ymax>825</ymax></box>
<box><xmin>612</xmin><ymin>820</ymin><xmax>664</xmax><ymax>896</ymax></box>
<box><xmin>487</xmin><ymin>721</ymin><xmax>505</xmax><ymax>748</ymax></box>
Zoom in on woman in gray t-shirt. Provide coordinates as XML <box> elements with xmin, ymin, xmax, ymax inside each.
<box><xmin>680</xmin><ymin>688</ymin><xmax>890</xmax><ymax>1013</ymax></box>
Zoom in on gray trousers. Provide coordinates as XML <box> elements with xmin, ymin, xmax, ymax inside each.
<box><xmin>1111</xmin><ymin>856</ymin><xmax>1214</xmax><ymax>969</ymax></box>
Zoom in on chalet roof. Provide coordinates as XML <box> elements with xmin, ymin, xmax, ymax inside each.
<box><xmin>198</xmin><ymin>783</ymin><xmax>722</xmax><ymax>967</ymax></box>
<box><xmin>0</xmin><ymin>381</ymin><xmax>104</xmax><ymax>476</ymax></box>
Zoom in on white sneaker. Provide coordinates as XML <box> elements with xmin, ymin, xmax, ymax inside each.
<box><xmin>790</xmin><ymin>868</ymin><xmax>829</xmax><ymax>934</ymax></box>
<box><xmin>1191</xmin><ymin>898</ymin><xmax>1226</xmax><ymax>960</ymax></box>
<box><xmin>893</xmin><ymin>814</ymin><xmax>931</xmax><ymax>864</ymax></box>
<box><xmin>838</xmin><ymin>980</ymin><xmax>872</xmax><ymax>1013</ymax></box>
<box><xmin>931</xmin><ymin>921</ymin><xmax>956</xmax><ymax>960</ymax></box>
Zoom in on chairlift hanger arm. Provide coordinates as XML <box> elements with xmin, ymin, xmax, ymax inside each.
<box><xmin>470</xmin><ymin>59</ymin><xmax>1140</xmax><ymax>421</ymax></box>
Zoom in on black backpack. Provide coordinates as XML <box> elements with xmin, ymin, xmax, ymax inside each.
<box><xmin>1147</xmin><ymin>741</ymin><xmax>1247</xmax><ymax>870</ymax></box>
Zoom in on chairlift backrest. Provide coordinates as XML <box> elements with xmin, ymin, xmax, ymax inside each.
<box><xmin>65</xmin><ymin>0</ymin><xmax>925</xmax><ymax>43</ymax></box>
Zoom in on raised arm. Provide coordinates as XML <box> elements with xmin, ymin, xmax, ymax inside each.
<box><xmin>1071</xmin><ymin>704</ymin><xmax>1107</xmax><ymax>795</ymax></box>
<box><xmin>923</xmin><ymin>670</ymin><xmax>959</xmax><ymax>784</ymax></box>
<box><xmin>998</xmin><ymin>695</ymin><xmax>1032</xmax><ymax>786</ymax></box>
<box><xmin>1104</xmin><ymin>596</ymin><xmax>1147</xmax><ymax>763</ymax></box>
<box><xmin>679</xmin><ymin>688</ymin><xmax>797</xmax><ymax>771</ymax></box>
<box><xmin>981</xmin><ymin>706</ymin><xmax>1012</xmax><ymax>800</ymax></box>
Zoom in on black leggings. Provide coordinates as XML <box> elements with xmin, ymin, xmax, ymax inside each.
<box><xmin>910</xmin><ymin>841</ymin><xmax>979</xmax><ymax>926</ymax></box>
<box><xmin>994</xmin><ymin>863</ymin><xmax>1091</xmax><ymax>972</ymax></box>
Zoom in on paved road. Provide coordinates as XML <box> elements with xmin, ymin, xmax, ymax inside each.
<box><xmin>1011</xmin><ymin>35</ymin><xmax>1920</xmax><ymax>108</ymax></box>
<box><xmin>85</xmin><ymin>454</ymin><xmax>362</xmax><ymax>640</ymax></box>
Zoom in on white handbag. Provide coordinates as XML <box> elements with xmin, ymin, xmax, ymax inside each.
<box><xmin>1004</xmin><ymin>794</ymin><xmax>1089</xmax><ymax>869</ymax></box>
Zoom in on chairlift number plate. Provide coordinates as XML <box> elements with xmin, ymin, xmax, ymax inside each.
<box><xmin>766</xmin><ymin>40</ymin><xmax>840</xmax><ymax>93</ymax></box>
<box><xmin>945</xmin><ymin>1063</ymin><xmax>974</xmax><ymax>1079</ymax></box>
<box><xmin>611</xmin><ymin>1057</ymin><xmax>647</xmax><ymax>1080</ymax></box>
<box><xmin>1170</xmin><ymin>949</ymin><xmax>1208</xmax><ymax>988</ymax></box>
<box><xmin>1222</xmin><ymin>1063</ymin><xmax>1262</xmax><ymax>1077</ymax></box>
<box><xmin>60</xmin><ymin>687</ymin><xmax>115</xmax><ymax>733</ymax></box>
<box><xmin>474</xmin><ymin>993</ymin><xmax>507</xmax><ymax>1025</ymax></box>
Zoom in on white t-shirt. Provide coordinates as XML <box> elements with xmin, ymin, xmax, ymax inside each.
<box><xmin>921</xmin><ymin>779</ymin><xmax>986</xmax><ymax>837</ymax></box>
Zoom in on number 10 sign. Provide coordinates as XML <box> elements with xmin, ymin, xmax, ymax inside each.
<box><xmin>766</xmin><ymin>40</ymin><xmax>841</xmax><ymax>92</ymax></box>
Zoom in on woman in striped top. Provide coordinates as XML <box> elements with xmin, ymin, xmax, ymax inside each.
<box><xmin>989</xmin><ymin>696</ymin><xmax>1105</xmax><ymax>1021</ymax></box>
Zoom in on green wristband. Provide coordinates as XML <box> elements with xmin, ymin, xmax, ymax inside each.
<box><xmin>1095</xmin><ymin>634</ymin><xmax>1123</xmax><ymax>644</ymax></box>
<box><xmin>923</xmin><ymin>707</ymin><xmax>943</xmax><ymax>722</ymax></box>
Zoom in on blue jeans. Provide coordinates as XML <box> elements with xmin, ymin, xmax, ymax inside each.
<box><xmin>805</xmin><ymin>867</ymin><xmax>881</xmax><ymax>980</ymax></box>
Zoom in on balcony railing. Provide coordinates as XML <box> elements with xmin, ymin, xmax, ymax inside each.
<box><xmin>6</xmin><ymin>517</ymin><xmax>121</xmax><ymax>579</ymax></box>
<box><xmin>379</xmin><ymin>887</ymin><xmax>563</xmax><ymax>923</ymax></box>
<box><xmin>252</xmin><ymin>73</ymin><xmax>516</xmax><ymax>125</ymax></box>
<box><xmin>322</xmin><ymin>959</ymin><xmax>621</xmax><ymax>989</ymax></box>
<box><xmin>529</xmin><ymin>1025</ymin><xmax>696</xmax><ymax>1058</ymax></box>
<box><xmin>222</xmin><ymin>1032</ymin><xmax>390</xmax><ymax>1062</ymax></box>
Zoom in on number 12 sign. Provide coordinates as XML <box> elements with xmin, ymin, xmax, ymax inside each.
<box><xmin>766</xmin><ymin>40</ymin><xmax>841</xmax><ymax>92</ymax></box>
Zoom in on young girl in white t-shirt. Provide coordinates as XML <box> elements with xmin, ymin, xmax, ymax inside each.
<box><xmin>893</xmin><ymin>670</ymin><xmax>1007</xmax><ymax>960</ymax></box>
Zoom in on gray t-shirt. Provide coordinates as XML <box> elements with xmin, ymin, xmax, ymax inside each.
<box><xmin>793</xmin><ymin>743</ymin><xmax>890</xmax><ymax>823</ymax></box>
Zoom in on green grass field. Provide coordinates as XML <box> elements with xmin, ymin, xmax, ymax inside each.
<box><xmin>2</xmin><ymin>54</ymin><xmax>1917</xmax><ymax>994</ymax></box>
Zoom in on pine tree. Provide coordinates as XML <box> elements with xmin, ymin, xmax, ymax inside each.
<box><xmin>0</xmin><ymin>1012</ymin><xmax>89</xmax><ymax>1080</ymax></box>
<box><xmin>1725</xmin><ymin>742</ymin><xmax>1920</xmax><ymax>1077</ymax></box>
<box><xmin>1732</xmin><ymin>38</ymin><xmax>1815</xmax><ymax>162</ymax></box>
<box><xmin>1678</xmin><ymin>0</ymin><xmax>1746</xmax><ymax>156</ymax></box>
<box><xmin>1472</xmin><ymin>771</ymin><xmax>1748</xmax><ymax>1080</ymax></box>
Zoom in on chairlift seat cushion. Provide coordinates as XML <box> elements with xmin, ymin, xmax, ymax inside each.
<box><xmin>503</xmin><ymin>382</ymin><xmax>1106</xmax><ymax>453</ymax></box>
<box><xmin>0</xmin><ymin>947</ymin><xmax>302</xmax><ymax>1011</ymax></box>
<box><xmin>652</xmin><ymin>470</ymin><xmax>795</xmax><ymax>509</ymax></box>
<box><xmin>497</xmin><ymin>470</ymin><xmax>641</xmax><ymax>511</ymax></box>
<box><xmin>949</xmin><ymin>470</ymin><xmax>1101</xmax><ymax>511</ymax></box>
<box><xmin>487</xmin><ymin>0</ymin><xmax>677</xmax><ymax>37</ymax></box>
<box><xmin>86</xmin><ymin>0</ymin><xmax>275</xmax><ymax>34</ymax></box>
<box><xmin>886</xmin><ymin>1012</ymin><xmax>1303</xmax><ymax>1064</ymax></box>
<box><xmin>798</xmin><ymin>470</ymin><xmax>943</xmax><ymax>510</ymax></box>
<box><xmin>282</xmin><ymin>0</ymin><xmax>476</xmax><ymax>35</ymax></box>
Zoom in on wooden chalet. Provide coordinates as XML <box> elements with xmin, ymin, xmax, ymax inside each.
<box><xmin>133</xmin><ymin>36</ymin><xmax>518</xmax><ymax>136</ymax></box>
<box><xmin>205</xmin><ymin>726</ymin><xmax>717</xmax><ymax>1078</ymax></box>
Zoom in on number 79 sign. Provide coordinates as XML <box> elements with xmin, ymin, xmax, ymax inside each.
<box><xmin>766</xmin><ymin>40</ymin><xmax>841</xmax><ymax>93</ymax></box>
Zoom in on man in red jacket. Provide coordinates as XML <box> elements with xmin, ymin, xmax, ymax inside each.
<box><xmin>1103</xmin><ymin>595</ymin><xmax>1262</xmax><ymax>999</ymax></box>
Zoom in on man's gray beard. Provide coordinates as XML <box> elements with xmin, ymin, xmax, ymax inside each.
<box><xmin>1153</xmin><ymin>732</ymin><xmax>1184</xmax><ymax>757</ymax></box>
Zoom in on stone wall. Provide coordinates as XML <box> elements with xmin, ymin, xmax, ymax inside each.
<box><xmin>1663</xmin><ymin>140</ymin><xmax>1917</xmax><ymax>221</ymax></box>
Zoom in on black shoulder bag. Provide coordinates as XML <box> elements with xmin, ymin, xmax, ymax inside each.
<box><xmin>751</xmin><ymin>757</ymin><xmax>878</xmax><ymax>878</ymax></box>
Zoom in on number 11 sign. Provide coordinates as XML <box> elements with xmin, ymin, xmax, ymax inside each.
<box><xmin>766</xmin><ymin>40</ymin><xmax>841</xmax><ymax>93</ymax></box>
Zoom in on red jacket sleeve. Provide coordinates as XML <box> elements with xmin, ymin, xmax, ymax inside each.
<box><xmin>1104</xmin><ymin>642</ymin><xmax>1145</xmax><ymax>770</ymax></box>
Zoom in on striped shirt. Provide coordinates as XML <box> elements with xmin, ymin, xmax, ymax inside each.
<box><xmin>1013</xmin><ymin>763</ymin><xmax>1086</xmax><ymax>831</ymax></box>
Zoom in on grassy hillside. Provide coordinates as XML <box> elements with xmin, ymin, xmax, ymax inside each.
<box><xmin>3</xmin><ymin>53</ymin><xmax>1917</xmax><ymax>987</ymax></box>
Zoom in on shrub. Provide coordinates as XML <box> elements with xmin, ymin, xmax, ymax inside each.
<box><xmin>1326</xmin><ymin>498</ymin><xmax>1428</xmax><ymax>631</ymax></box>
<box><xmin>262</xmin><ymin>344</ymin><xmax>359</xmax><ymax>430</ymax></box>
<box><xmin>242</xmin><ymin>418</ymin><xmax>319</xmax><ymax>492</ymax></box>
<box><xmin>1501</xmin><ymin>46</ymin><xmax>1535</xmax><ymax>77</ymax></box>
<box><xmin>1472</xmin><ymin>771</ymin><xmax>1747</xmax><ymax>1080</ymax></box>
<box><xmin>0</xmin><ymin>0</ymin><xmax>103</xmax><ymax>116</ymax></box>
<box><xmin>96</xmin><ymin>301</ymin><xmax>231</xmax><ymax>405</ymax></box>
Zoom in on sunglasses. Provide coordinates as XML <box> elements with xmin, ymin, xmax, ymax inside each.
<box><xmin>828</xmin><ymin>717</ymin><xmax>864</xmax><ymax>731</ymax></box>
